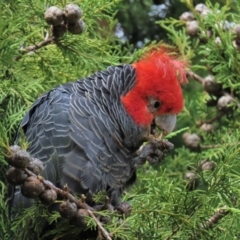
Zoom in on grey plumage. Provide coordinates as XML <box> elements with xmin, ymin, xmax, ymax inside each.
<box><xmin>9</xmin><ymin>64</ymin><xmax>151</xmax><ymax>212</ymax></box>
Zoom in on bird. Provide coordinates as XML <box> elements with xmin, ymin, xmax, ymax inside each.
<box><xmin>8</xmin><ymin>47</ymin><xmax>187</xmax><ymax>216</ymax></box>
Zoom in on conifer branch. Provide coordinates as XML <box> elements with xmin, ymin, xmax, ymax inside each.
<box><xmin>87</xmin><ymin>209</ymin><xmax>113</xmax><ymax>240</ymax></box>
<box><xmin>186</xmin><ymin>70</ymin><xmax>204</xmax><ymax>84</ymax></box>
<box><xmin>24</xmin><ymin>168</ymin><xmax>92</xmax><ymax>210</ymax></box>
<box><xmin>200</xmin><ymin>144</ymin><xmax>219</xmax><ymax>149</ymax></box>
<box><xmin>189</xmin><ymin>208</ymin><xmax>230</xmax><ymax>240</ymax></box>
<box><xmin>14</xmin><ymin>36</ymin><xmax>56</xmax><ymax>61</ymax></box>
<box><xmin>200</xmin><ymin>142</ymin><xmax>240</xmax><ymax>149</ymax></box>
<box><xmin>164</xmin><ymin>226</ymin><xmax>180</xmax><ymax>240</ymax></box>
<box><xmin>7</xmin><ymin>146</ymin><xmax>114</xmax><ymax>240</ymax></box>
<box><xmin>197</xmin><ymin>112</ymin><xmax>226</xmax><ymax>126</ymax></box>
<box><xmin>165</xmin><ymin>208</ymin><xmax>230</xmax><ymax>240</ymax></box>
<box><xmin>24</xmin><ymin>168</ymin><xmax>113</xmax><ymax>240</ymax></box>
<box><xmin>201</xmin><ymin>208</ymin><xmax>229</xmax><ymax>229</ymax></box>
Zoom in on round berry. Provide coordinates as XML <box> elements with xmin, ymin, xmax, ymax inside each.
<box><xmin>199</xmin><ymin>159</ymin><xmax>216</xmax><ymax>171</ymax></box>
<box><xmin>233</xmin><ymin>24</ymin><xmax>240</xmax><ymax>39</ymax></box>
<box><xmin>6</xmin><ymin>167</ymin><xmax>28</xmax><ymax>185</ymax></box>
<box><xmin>64</xmin><ymin>4</ymin><xmax>83</xmax><ymax>23</ymax></box>
<box><xmin>179</xmin><ymin>12</ymin><xmax>195</xmax><ymax>21</ymax></box>
<box><xmin>183</xmin><ymin>172</ymin><xmax>200</xmax><ymax>191</ymax></box>
<box><xmin>72</xmin><ymin>209</ymin><xmax>89</xmax><ymax>228</ymax></box>
<box><xmin>183</xmin><ymin>133</ymin><xmax>201</xmax><ymax>150</ymax></box>
<box><xmin>44</xmin><ymin>6</ymin><xmax>64</xmax><ymax>26</ymax></box>
<box><xmin>39</xmin><ymin>189</ymin><xmax>57</xmax><ymax>205</ymax></box>
<box><xmin>203</xmin><ymin>75</ymin><xmax>221</xmax><ymax>94</ymax></box>
<box><xmin>67</xmin><ymin>19</ymin><xmax>85</xmax><ymax>35</ymax></box>
<box><xmin>200</xmin><ymin>123</ymin><xmax>214</xmax><ymax>133</ymax></box>
<box><xmin>28</xmin><ymin>158</ymin><xmax>44</xmax><ymax>175</ymax></box>
<box><xmin>8</xmin><ymin>145</ymin><xmax>31</xmax><ymax>169</ymax></box>
<box><xmin>21</xmin><ymin>176</ymin><xmax>45</xmax><ymax>198</ymax></box>
<box><xmin>217</xmin><ymin>95</ymin><xmax>233</xmax><ymax>111</ymax></box>
<box><xmin>186</xmin><ymin>20</ymin><xmax>199</xmax><ymax>36</ymax></box>
<box><xmin>59</xmin><ymin>201</ymin><xmax>77</xmax><ymax>219</ymax></box>
<box><xmin>233</xmin><ymin>39</ymin><xmax>240</xmax><ymax>51</ymax></box>
<box><xmin>195</xmin><ymin>3</ymin><xmax>208</xmax><ymax>14</ymax></box>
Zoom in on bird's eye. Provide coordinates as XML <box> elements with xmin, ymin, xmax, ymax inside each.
<box><xmin>154</xmin><ymin>101</ymin><xmax>161</xmax><ymax>109</ymax></box>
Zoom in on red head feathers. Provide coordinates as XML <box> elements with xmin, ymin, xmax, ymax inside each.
<box><xmin>121</xmin><ymin>47</ymin><xmax>188</xmax><ymax>126</ymax></box>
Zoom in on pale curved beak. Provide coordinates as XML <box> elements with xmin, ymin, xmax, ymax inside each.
<box><xmin>154</xmin><ymin>114</ymin><xmax>177</xmax><ymax>137</ymax></box>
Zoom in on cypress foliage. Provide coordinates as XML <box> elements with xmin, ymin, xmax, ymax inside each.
<box><xmin>0</xmin><ymin>0</ymin><xmax>124</xmax><ymax>239</ymax></box>
<box><xmin>1</xmin><ymin>0</ymin><xmax>240</xmax><ymax>239</ymax></box>
<box><xmin>129</xmin><ymin>1</ymin><xmax>240</xmax><ymax>239</ymax></box>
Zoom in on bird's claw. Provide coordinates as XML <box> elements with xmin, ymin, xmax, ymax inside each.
<box><xmin>150</xmin><ymin>138</ymin><xmax>174</xmax><ymax>152</ymax></box>
<box><xmin>115</xmin><ymin>202</ymin><xmax>132</xmax><ymax>217</ymax></box>
<box><xmin>145</xmin><ymin>148</ymin><xmax>164</xmax><ymax>164</ymax></box>
<box><xmin>131</xmin><ymin>139</ymin><xmax>174</xmax><ymax>169</ymax></box>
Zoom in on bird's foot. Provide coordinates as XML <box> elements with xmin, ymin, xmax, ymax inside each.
<box><xmin>115</xmin><ymin>202</ymin><xmax>132</xmax><ymax>217</ymax></box>
<box><xmin>131</xmin><ymin>139</ymin><xmax>174</xmax><ymax>168</ymax></box>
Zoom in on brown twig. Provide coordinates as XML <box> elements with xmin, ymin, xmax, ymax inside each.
<box><xmin>24</xmin><ymin>168</ymin><xmax>91</xmax><ymax>210</ymax></box>
<box><xmin>201</xmin><ymin>208</ymin><xmax>229</xmax><ymax>229</ymax></box>
<box><xmin>201</xmin><ymin>141</ymin><xmax>240</xmax><ymax>149</ymax></box>
<box><xmin>14</xmin><ymin>36</ymin><xmax>56</xmax><ymax>61</ymax></box>
<box><xmin>98</xmin><ymin>224</ymin><xmax>103</xmax><ymax>240</ymax></box>
<box><xmin>200</xmin><ymin>144</ymin><xmax>220</xmax><ymax>149</ymax></box>
<box><xmin>164</xmin><ymin>204</ymin><xmax>204</xmax><ymax>240</ymax></box>
<box><xmin>8</xmin><ymin>146</ymin><xmax>112</xmax><ymax>240</ymax></box>
<box><xmin>187</xmin><ymin>70</ymin><xmax>205</xmax><ymax>84</ymax></box>
<box><xmin>189</xmin><ymin>208</ymin><xmax>230</xmax><ymax>240</ymax></box>
<box><xmin>23</xmin><ymin>168</ymin><xmax>113</xmax><ymax>240</ymax></box>
<box><xmin>197</xmin><ymin>112</ymin><xmax>226</xmax><ymax>126</ymax></box>
<box><xmin>87</xmin><ymin>209</ymin><xmax>113</xmax><ymax>240</ymax></box>
<box><xmin>164</xmin><ymin>226</ymin><xmax>180</xmax><ymax>240</ymax></box>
